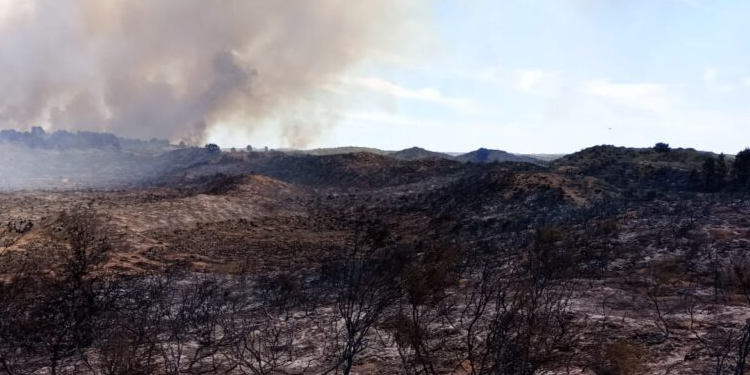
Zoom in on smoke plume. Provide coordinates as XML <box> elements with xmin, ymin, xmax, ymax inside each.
<box><xmin>0</xmin><ymin>0</ymin><xmax>410</xmax><ymax>143</ymax></box>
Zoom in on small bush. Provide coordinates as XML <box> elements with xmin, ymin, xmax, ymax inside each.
<box><xmin>589</xmin><ymin>340</ymin><xmax>647</xmax><ymax>375</ymax></box>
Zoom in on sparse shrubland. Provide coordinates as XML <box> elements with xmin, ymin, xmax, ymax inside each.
<box><xmin>1</xmin><ymin>143</ymin><xmax>750</xmax><ymax>373</ymax></box>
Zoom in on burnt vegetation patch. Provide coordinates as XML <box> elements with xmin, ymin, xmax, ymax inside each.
<box><xmin>2</xmin><ymin>142</ymin><xmax>750</xmax><ymax>373</ymax></box>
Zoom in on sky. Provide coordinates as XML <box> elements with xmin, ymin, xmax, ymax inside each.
<box><xmin>1</xmin><ymin>0</ymin><xmax>749</xmax><ymax>154</ymax></box>
<box><xmin>213</xmin><ymin>0</ymin><xmax>750</xmax><ymax>154</ymax></box>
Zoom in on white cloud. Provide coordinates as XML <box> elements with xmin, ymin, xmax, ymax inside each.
<box><xmin>583</xmin><ymin>79</ymin><xmax>678</xmax><ymax>114</ymax></box>
<box><xmin>472</xmin><ymin>66</ymin><xmax>562</xmax><ymax>97</ymax></box>
<box><xmin>342</xmin><ymin>110</ymin><xmax>427</xmax><ymax>127</ymax></box>
<box><xmin>516</xmin><ymin>70</ymin><xmax>545</xmax><ymax>92</ymax></box>
<box><xmin>704</xmin><ymin>67</ymin><xmax>718</xmax><ymax>83</ymax></box>
<box><xmin>343</xmin><ymin>76</ymin><xmax>477</xmax><ymax>112</ymax></box>
<box><xmin>513</xmin><ymin>69</ymin><xmax>561</xmax><ymax>96</ymax></box>
<box><xmin>703</xmin><ymin>67</ymin><xmax>736</xmax><ymax>93</ymax></box>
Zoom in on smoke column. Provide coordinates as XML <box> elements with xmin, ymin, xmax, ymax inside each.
<box><xmin>0</xmin><ymin>0</ymin><xmax>413</xmax><ymax>143</ymax></box>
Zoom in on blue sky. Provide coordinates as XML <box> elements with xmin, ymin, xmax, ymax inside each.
<box><xmin>214</xmin><ymin>0</ymin><xmax>750</xmax><ymax>153</ymax></box>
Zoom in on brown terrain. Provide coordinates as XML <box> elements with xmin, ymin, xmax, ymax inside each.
<box><xmin>1</xmin><ymin>140</ymin><xmax>750</xmax><ymax>374</ymax></box>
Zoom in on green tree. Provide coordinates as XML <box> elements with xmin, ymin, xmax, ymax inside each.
<box><xmin>734</xmin><ymin>149</ymin><xmax>750</xmax><ymax>188</ymax></box>
<box><xmin>702</xmin><ymin>156</ymin><xmax>717</xmax><ymax>192</ymax></box>
<box><xmin>654</xmin><ymin>142</ymin><xmax>670</xmax><ymax>153</ymax></box>
<box><xmin>716</xmin><ymin>153</ymin><xmax>728</xmax><ymax>187</ymax></box>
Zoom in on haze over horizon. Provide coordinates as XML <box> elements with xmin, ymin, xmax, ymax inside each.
<box><xmin>1</xmin><ymin>0</ymin><xmax>749</xmax><ymax>154</ymax></box>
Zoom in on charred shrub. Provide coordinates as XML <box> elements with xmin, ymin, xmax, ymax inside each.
<box><xmin>588</xmin><ymin>340</ymin><xmax>647</xmax><ymax>375</ymax></box>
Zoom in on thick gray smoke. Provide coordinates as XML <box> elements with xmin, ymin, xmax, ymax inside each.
<box><xmin>0</xmin><ymin>0</ymin><xmax>410</xmax><ymax>143</ymax></box>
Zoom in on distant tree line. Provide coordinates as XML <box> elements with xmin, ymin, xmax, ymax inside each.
<box><xmin>652</xmin><ymin>142</ymin><xmax>750</xmax><ymax>192</ymax></box>
<box><xmin>695</xmin><ymin>149</ymin><xmax>750</xmax><ymax>192</ymax></box>
<box><xmin>0</xmin><ymin>127</ymin><xmax>121</xmax><ymax>150</ymax></box>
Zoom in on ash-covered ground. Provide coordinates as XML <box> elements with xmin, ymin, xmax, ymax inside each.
<box><xmin>2</xmin><ymin>134</ymin><xmax>750</xmax><ymax>374</ymax></box>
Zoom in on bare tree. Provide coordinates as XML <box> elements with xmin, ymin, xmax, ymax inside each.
<box><xmin>22</xmin><ymin>207</ymin><xmax>114</xmax><ymax>375</ymax></box>
<box><xmin>390</xmin><ymin>244</ymin><xmax>462</xmax><ymax>375</ymax></box>
<box><xmin>152</xmin><ymin>272</ymin><xmax>234</xmax><ymax>375</ymax></box>
<box><xmin>92</xmin><ymin>276</ymin><xmax>163</xmax><ymax>375</ymax></box>
<box><xmin>221</xmin><ymin>273</ymin><xmax>301</xmax><ymax>375</ymax></box>
<box><xmin>684</xmin><ymin>257</ymin><xmax>750</xmax><ymax>375</ymax></box>
<box><xmin>391</xmin><ymin>237</ymin><xmax>578</xmax><ymax>375</ymax></box>
<box><xmin>647</xmin><ymin>284</ymin><xmax>671</xmax><ymax>339</ymax></box>
<box><xmin>315</xmin><ymin>220</ymin><xmax>404</xmax><ymax>375</ymax></box>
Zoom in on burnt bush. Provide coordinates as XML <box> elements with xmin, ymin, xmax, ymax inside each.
<box><xmin>0</xmin><ymin>210</ymin><xmax>583</xmax><ymax>374</ymax></box>
<box><xmin>588</xmin><ymin>340</ymin><xmax>647</xmax><ymax>375</ymax></box>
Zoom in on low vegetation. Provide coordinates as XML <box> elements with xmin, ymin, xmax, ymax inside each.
<box><xmin>1</xmin><ymin>140</ymin><xmax>750</xmax><ymax>373</ymax></box>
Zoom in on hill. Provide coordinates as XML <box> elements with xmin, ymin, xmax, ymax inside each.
<box><xmin>455</xmin><ymin>147</ymin><xmax>543</xmax><ymax>164</ymax></box>
<box><xmin>390</xmin><ymin>146</ymin><xmax>452</xmax><ymax>160</ymax></box>
<box><xmin>3</xmin><ymin>136</ymin><xmax>750</xmax><ymax>373</ymax></box>
<box><xmin>288</xmin><ymin>146</ymin><xmax>391</xmax><ymax>156</ymax></box>
<box><xmin>552</xmin><ymin>145</ymin><xmax>716</xmax><ymax>192</ymax></box>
